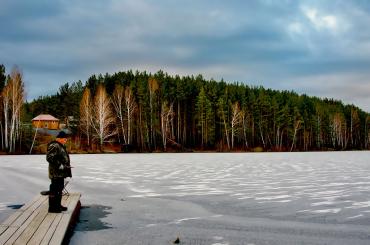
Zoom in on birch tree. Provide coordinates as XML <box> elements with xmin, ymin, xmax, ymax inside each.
<box><xmin>124</xmin><ymin>86</ymin><xmax>136</xmax><ymax>144</ymax></box>
<box><xmin>161</xmin><ymin>101</ymin><xmax>174</xmax><ymax>151</ymax></box>
<box><xmin>290</xmin><ymin>107</ymin><xmax>302</xmax><ymax>152</ymax></box>
<box><xmin>0</xmin><ymin>65</ymin><xmax>5</xmax><ymax>149</ymax></box>
<box><xmin>91</xmin><ymin>84</ymin><xmax>116</xmax><ymax>148</ymax></box>
<box><xmin>256</xmin><ymin>90</ymin><xmax>269</xmax><ymax>149</ymax></box>
<box><xmin>231</xmin><ymin>102</ymin><xmax>242</xmax><ymax>149</ymax></box>
<box><xmin>80</xmin><ymin>87</ymin><xmax>92</xmax><ymax>146</ymax></box>
<box><xmin>112</xmin><ymin>84</ymin><xmax>126</xmax><ymax>144</ymax></box>
<box><xmin>1</xmin><ymin>67</ymin><xmax>24</xmax><ymax>152</ymax></box>
<box><xmin>10</xmin><ymin>69</ymin><xmax>24</xmax><ymax>152</ymax></box>
<box><xmin>1</xmin><ymin>84</ymin><xmax>10</xmax><ymax>150</ymax></box>
<box><xmin>241</xmin><ymin>108</ymin><xmax>249</xmax><ymax>148</ymax></box>
<box><xmin>217</xmin><ymin>97</ymin><xmax>230</xmax><ymax>149</ymax></box>
<box><xmin>331</xmin><ymin>112</ymin><xmax>346</xmax><ymax>149</ymax></box>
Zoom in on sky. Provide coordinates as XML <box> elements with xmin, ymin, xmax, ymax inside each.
<box><xmin>1</xmin><ymin>0</ymin><xmax>370</xmax><ymax>112</ymax></box>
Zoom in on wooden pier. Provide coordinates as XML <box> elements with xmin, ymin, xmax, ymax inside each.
<box><xmin>0</xmin><ymin>193</ymin><xmax>81</xmax><ymax>245</ymax></box>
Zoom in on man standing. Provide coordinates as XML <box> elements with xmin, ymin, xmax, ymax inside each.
<box><xmin>46</xmin><ymin>131</ymin><xmax>72</xmax><ymax>213</ymax></box>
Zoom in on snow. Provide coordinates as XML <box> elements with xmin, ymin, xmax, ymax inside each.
<box><xmin>310</xmin><ymin>208</ymin><xmax>342</xmax><ymax>214</ymax></box>
<box><xmin>0</xmin><ymin>151</ymin><xmax>370</xmax><ymax>244</ymax></box>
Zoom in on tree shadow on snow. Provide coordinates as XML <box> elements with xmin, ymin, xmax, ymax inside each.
<box><xmin>64</xmin><ymin>204</ymin><xmax>112</xmax><ymax>244</ymax></box>
<box><xmin>75</xmin><ymin>204</ymin><xmax>113</xmax><ymax>231</ymax></box>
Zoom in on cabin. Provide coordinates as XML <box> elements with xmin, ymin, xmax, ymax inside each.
<box><xmin>32</xmin><ymin>114</ymin><xmax>60</xmax><ymax>130</ymax></box>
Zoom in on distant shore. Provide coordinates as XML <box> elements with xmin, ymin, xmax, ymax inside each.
<box><xmin>1</xmin><ymin>148</ymin><xmax>368</xmax><ymax>155</ymax></box>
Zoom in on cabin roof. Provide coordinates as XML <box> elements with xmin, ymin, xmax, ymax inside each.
<box><xmin>32</xmin><ymin>114</ymin><xmax>59</xmax><ymax>121</ymax></box>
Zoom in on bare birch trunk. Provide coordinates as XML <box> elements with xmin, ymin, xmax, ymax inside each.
<box><xmin>2</xmin><ymin>85</ymin><xmax>10</xmax><ymax>150</ymax></box>
<box><xmin>231</xmin><ymin>102</ymin><xmax>242</xmax><ymax>149</ymax></box>
<box><xmin>219</xmin><ymin>108</ymin><xmax>230</xmax><ymax>150</ymax></box>
<box><xmin>290</xmin><ymin>120</ymin><xmax>301</xmax><ymax>152</ymax></box>
<box><xmin>80</xmin><ymin>88</ymin><xmax>92</xmax><ymax>146</ymax></box>
<box><xmin>241</xmin><ymin>110</ymin><xmax>248</xmax><ymax>148</ymax></box>
<box><xmin>161</xmin><ymin>101</ymin><xmax>174</xmax><ymax>151</ymax></box>
<box><xmin>1</xmin><ymin>67</ymin><xmax>24</xmax><ymax>152</ymax></box>
<box><xmin>112</xmin><ymin>84</ymin><xmax>127</xmax><ymax>144</ymax></box>
<box><xmin>124</xmin><ymin>87</ymin><xmax>136</xmax><ymax>145</ymax></box>
<box><xmin>91</xmin><ymin>84</ymin><xmax>116</xmax><ymax>148</ymax></box>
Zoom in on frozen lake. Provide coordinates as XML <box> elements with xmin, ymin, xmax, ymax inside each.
<box><xmin>1</xmin><ymin>152</ymin><xmax>370</xmax><ymax>244</ymax></box>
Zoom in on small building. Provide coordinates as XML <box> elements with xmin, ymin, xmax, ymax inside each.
<box><xmin>32</xmin><ymin>114</ymin><xmax>60</xmax><ymax>130</ymax></box>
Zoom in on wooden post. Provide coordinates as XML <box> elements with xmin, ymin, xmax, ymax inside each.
<box><xmin>29</xmin><ymin>120</ymin><xmax>40</xmax><ymax>154</ymax></box>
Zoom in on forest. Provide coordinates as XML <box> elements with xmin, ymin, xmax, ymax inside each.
<box><xmin>1</xmin><ymin>64</ymin><xmax>370</xmax><ymax>153</ymax></box>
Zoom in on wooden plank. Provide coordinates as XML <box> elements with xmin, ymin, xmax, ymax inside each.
<box><xmin>12</xmin><ymin>197</ymin><xmax>47</xmax><ymax>228</ymax></box>
<box><xmin>0</xmin><ymin>193</ymin><xmax>81</xmax><ymax>245</ymax></box>
<box><xmin>1</xmin><ymin>219</ymin><xmax>32</xmax><ymax>245</ymax></box>
<box><xmin>0</xmin><ymin>225</ymin><xmax>17</xmax><ymax>245</ymax></box>
<box><xmin>40</xmin><ymin>195</ymin><xmax>72</xmax><ymax>245</ymax></box>
<box><xmin>3</xmin><ymin>196</ymin><xmax>47</xmax><ymax>228</ymax></box>
<box><xmin>0</xmin><ymin>198</ymin><xmax>47</xmax><ymax>245</ymax></box>
<box><xmin>0</xmin><ymin>226</ymin><xmax>16</xmax><ymax>245</ymax></box>
<box><xmin>48</xmin><ymin>193</ymin><xmax>81</xmax><ymax>245</ymax></box>
<box><xmin>26</xmin><ymin>213</ymin><xmax>57</xmax><ymax>245</ymax></box>
<box><xmin>2</xmin><ymin>201</ymin><xmax>47</xmax><ymax>245</ymax></box>
<box><xmin>39</xmin><ymin>214</ymin><xmax>63</xmax><ymax>245</ymax></box>
<box><xmin>0</xmin><ymin>226</ymin><xmax>8</xmax><ymax>236</ymax></box>
<box><xmin>20</xmin><ymin>195</ymin><xmax>43</xmax><ymax>211</ymax></box>
<box><xmin>0</xmin><ymin>195</ymin><xmax>44</xmax><ymax>228</ymax></box>
<box><xmin>29</xmin><ymin>195</ymin><xmax>72</xmax><ymax>245</ymax></box>
<box><xmin>1</xmin><ymin>212</ymin><xmax>22</xmax><ymax>227</ymax></box>
<box><xmin>13</xmin><ymin>205</ymin><xmax>48</xmax><ymax>245</ymax></box>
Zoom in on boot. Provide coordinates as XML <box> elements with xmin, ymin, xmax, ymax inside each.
<box><xmin>56</xmin><ymin>194</ymin><xmax>68</xmax><ymax>212</ymax></box>
<box><xmin>48</xmin><ymin>195</ymin><xmax>61</xmax><ymax>213</ymax></box>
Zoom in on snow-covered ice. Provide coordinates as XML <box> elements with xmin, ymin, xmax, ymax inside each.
<box><xmin>0</xmin><ymin>152</ymin><xmax>370</xmax><ymax>244</ymax></box>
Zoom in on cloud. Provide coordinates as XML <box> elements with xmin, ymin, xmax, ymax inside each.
<box><xmin>302</xmin><ymin>7</ymin><xmax>338</xmax><ymax>31</ymax></box>
<box><xmin>281</xmin><ymin>72</ymin><xmax>370</xmax><ymax>111</ymax></box>
<box><xmin>0</xmin><ymin>0</ymin><xmax>370</xmax><ymax>112</ymax></box>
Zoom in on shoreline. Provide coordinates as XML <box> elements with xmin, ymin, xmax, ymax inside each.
<box><xmin>0</xmin><ymin>149</ymin><xmax>369</xmax><ymax>156</ymax></box>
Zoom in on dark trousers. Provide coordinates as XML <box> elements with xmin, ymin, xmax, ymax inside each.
<box><xmin>49</xmin><ymin>178</ymin><xmax>64</xmax><ymax>210</ymax></box>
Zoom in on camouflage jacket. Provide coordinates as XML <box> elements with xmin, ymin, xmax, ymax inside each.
<box><xmin>46</xmin><ymin>141</ymin><xmax>72</xmax><ymax>179</ymax></box>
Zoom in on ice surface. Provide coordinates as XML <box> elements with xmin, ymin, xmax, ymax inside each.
<box><xmin>0</xmin><ymin>152</ymin><xmax>370</xmax><ymax>244</ymax></box>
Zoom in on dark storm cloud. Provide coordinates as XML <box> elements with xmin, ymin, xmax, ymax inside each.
<box><xmin>0</xmin><ymin>0</ymin><xmax>369</xmax><ymax>111</ymax></box>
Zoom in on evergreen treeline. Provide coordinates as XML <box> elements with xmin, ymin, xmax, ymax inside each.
<box><xmin>25</xmin><ymin>70</ymin><xmax>370</xmax><ymax>152</ymax></box>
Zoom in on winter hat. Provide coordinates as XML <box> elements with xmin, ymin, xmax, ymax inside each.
<box><xmin>56</xmin><ymin>131</ymin><xmax>68</xmax><ymax>139</ymax></box>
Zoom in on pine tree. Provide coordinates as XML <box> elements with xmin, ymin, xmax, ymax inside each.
<box><xmin>24</xmin><ymin>68</ymin><xmax>370</xmax><ymax>152</ymax></box>
<box><xmin>148</xmin><ymin>77</ymin><xmax>159</xmax><ymax>149</ymax></box>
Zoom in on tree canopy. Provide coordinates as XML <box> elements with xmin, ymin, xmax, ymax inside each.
<box><xmin>24</xmin><ymin>69</ymin><xmax>370</xmax><ymax>152</ymax></box>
